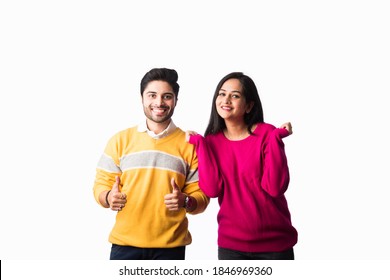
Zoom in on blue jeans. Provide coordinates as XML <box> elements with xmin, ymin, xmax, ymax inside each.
<box><xmin>110</xmin><ymin>244</ymin><xmax>186</xmax><ymax>260</ymax></box>
<box><xmin>218</xmin><ymin>247</ymin><xmax>294</xmax><ymax>260</ymax></box>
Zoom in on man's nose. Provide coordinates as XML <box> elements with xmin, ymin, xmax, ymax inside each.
<box><xmin>154</xmin><ymin>96</ymin><xmax>164</xmax><ymax>106</ymax></box>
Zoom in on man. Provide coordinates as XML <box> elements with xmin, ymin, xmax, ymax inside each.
<box><xmin>93</xmin><ymin>68</ymin><xmax>209</xmax><ymax>260</ymax></box>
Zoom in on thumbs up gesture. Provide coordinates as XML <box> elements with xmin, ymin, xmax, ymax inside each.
<box><xmin>164</xmin><ymin>178</ymin><xmax>184</xmax><ymax>211</ymax></box>
<box><xmin>108</xmin><ymin>176</ymin><xmax>127</xmax><ymax>211</ymax></box>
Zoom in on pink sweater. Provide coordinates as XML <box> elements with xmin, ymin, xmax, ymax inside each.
<box><xmin>189</xmin><ymin>123</ymin><xmax>297</xmax><ymax>253</ymax></box>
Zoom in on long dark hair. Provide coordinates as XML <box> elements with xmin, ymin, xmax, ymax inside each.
<box><xmin>204</xmin><ymin>72</ymin><xmax>264</xmax><ymax>136</ymax></box>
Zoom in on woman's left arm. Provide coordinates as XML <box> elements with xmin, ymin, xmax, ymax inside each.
<box><xmin>261</xmin><ymin>126</ymin><xmax>292</xmax><ymax>197</ymax></box>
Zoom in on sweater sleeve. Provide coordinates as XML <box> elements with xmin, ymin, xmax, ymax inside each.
<box><xmin>261</xmin><ymin>128</ymin><xmax>290</xmax><ymax>197</ymax></box>
<box><xmin>182</xmin><ymin>181</ymin><xmax>210</xmax><ymax>214</ymax></box>
<box><xmin>189</xmin><ymin>134</ymin><xmax>224</xmax><ymax>198</ymax></box>
<box><xmin>93</xmin><ymin>133</ymin><xmax>122</xmax><ymax>206</ymax></box>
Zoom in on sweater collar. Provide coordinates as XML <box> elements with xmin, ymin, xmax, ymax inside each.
<box><xmin>137</xmin><ymin>120</ymin><xmax>177</xmax><ymax>139</ymax></box>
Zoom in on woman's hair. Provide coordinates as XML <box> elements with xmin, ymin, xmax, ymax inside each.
<box><xmin>204</xmin><ymin>72</ymin><xmax>264</xmax><ymax>136</ymax></box>
<box><xmin>140</xmin><ymin>68</ymin><xmax>180</xmax><ymax>97</ymax></box>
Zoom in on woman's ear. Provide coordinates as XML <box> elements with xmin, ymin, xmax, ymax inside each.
<box><xmin>246</xmin><ymin>101</ymin><xmax>254</xmax><ymax>113</ymax></box>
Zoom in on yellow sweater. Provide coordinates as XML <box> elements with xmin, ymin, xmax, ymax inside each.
<box><xmin>93</xmin><ymin>126</ymin><xmax>209</xmax><ymax>248</ymax></box>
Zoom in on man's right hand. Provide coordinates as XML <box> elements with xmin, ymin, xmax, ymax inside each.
<box><xmin>108</xmin><ymin>176</ymin><xmax>127</xmax><ymax>211</ymax></box>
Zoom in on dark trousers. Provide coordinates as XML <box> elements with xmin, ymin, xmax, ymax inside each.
<box><xmin>218</xmin><ymin>247</ymin><xmax>294</xmax><ymax>260</ymax></box>
<box><xmin>110</xmin><ymin>244</ymin><xmax>186</xmax><ymax>260</ymax></box>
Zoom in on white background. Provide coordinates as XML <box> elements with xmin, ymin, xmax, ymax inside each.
<box><xmin>1</xmin><ymin>0</ymin><xmax>389</xmax><ymax>262</ymax></box>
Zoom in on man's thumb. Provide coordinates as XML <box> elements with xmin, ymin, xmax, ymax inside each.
<box><xmin>171</xmin><ymin>178</ymin><xmax>180</xmax><ymax>193</ymax></box>
<box><xmin>112</xmin><ymin>176</ymin><xmax>121</xmax><ymax>193</ymax></box>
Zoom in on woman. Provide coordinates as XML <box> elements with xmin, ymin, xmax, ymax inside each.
<box><xmin>187</xmin><ymin>72</ymin><xmax>298</xmax><ymax>260</ymax></box>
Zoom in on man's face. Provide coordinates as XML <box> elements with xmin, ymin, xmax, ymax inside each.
<box><xmin>142</xmin><ymin>80</ymin><xmax>177</xmax><ymax>125</ymax></box>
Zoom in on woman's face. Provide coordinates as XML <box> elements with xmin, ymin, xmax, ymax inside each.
<box><xmin>215</xmin><ymin>78</ymin><xmax>252</xmax><ymax>122</ymax></box>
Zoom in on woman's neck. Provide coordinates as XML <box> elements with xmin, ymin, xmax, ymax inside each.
<box><xmin>224</xmin><ymin>122</ymin><xmax>250</xmax><ymax>140</ymax></box>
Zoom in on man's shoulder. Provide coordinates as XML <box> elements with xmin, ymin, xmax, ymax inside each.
<box><xmin>173</xmin><ymin>126</ymin><xmax>185</xmax><ymax>134</ymax></box>
<box><xmin>111</xmin><ymin>125</ymin><xmax>139</xmax><ymax>139</ymax></box>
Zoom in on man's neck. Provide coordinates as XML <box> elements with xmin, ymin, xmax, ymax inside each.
<box><xmin>146</xmin><ymin>119</ymin><xmax>171</xmax><ymax>135</ymax></box>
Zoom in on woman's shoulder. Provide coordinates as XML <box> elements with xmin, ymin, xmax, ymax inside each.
<box><xmin>204</xmin><ymin>130</ymin><xmax>224</xmax><ymax>141</ymax></box>
<box><xmin>254</xmin><ymin>122</ymin><xmax>276</xmax><ymax>133</ymax></box>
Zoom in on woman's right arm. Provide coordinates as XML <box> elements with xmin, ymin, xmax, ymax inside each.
<box><xmin>187</xmin><ymin>132</ymin><xmax>223</xmax><ymax>198</ymax></box>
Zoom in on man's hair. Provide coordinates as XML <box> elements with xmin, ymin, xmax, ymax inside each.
<box><xmin>140</xmin><ymin>68</ymin><xmax>180</xmax><ymax>97</ymax></box>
